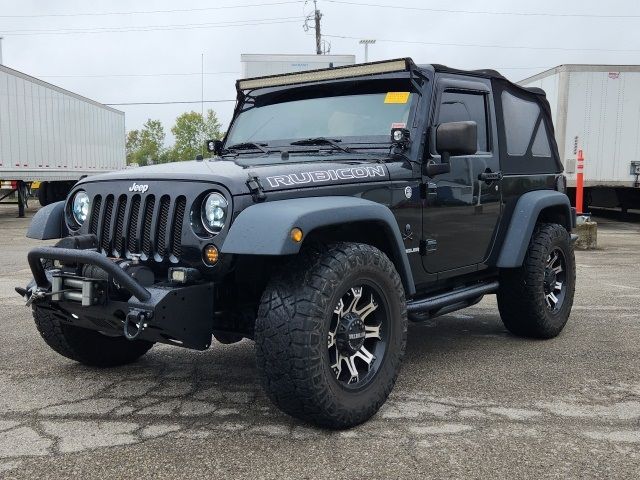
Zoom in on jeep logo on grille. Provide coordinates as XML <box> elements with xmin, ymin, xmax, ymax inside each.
<box><xmin>128</xmin><ymin>182</ymin><xmax>149</xmax><ymax>194</ymax></box>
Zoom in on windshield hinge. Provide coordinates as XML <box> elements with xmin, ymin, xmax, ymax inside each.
<box><xmin>246</xmin><ymin>174</ymin><xmax>266</xmax><ymax>202</ymax></box>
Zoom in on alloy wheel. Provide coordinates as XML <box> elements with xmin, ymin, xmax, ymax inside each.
<box><xmin>327</xmin><ymin>284</ymin><xmax>388</xmax><ymax>388</ymax></box>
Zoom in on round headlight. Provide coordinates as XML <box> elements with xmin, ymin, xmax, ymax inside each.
<box><xmin>71</xmin><ymin>191</ymin><xmax>90</xmax><ymax>226</ymax></box>
<box><xmin>201</xmin><ymin>192</ymin><xmax>228</xmax><ymax>235</ymax></box>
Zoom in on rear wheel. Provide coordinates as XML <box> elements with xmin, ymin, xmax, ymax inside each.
<box><xmin>255</xmin><ymin>242</ymin><xmax>407</xmax><ymax>429</ymax></box>
<box><xmin>497</xmin><ymin>223</ymin><xmax>576</xmax><ymax>339</ymax></box>
<box><xmin>32</xmin><ymin>305</ymin><xmax>154</xmax><ymax>367</ymax></box>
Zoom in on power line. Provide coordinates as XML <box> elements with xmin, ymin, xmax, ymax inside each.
<box><xmin>38</xmin><ymin>71</ymin><xmax>239</xmax><ymax>79</ymax></box>
<box><xmin>0</xmin><ymin>1</ymin><xmax>304</xmax><ymax>18</ymax></box>
<box><xmin>324</xmin><ymin>0</ymin><xmax>640</xmax><ymax>19</ymax></box>
<box><xmin>105</xmin><ymin>99</ymin><xmax>236</xmax><ymax>106</ymax></box>
<box><xmin>321</xmin><ymin>33</ymin><xmax>640</xmax><ymax>53</ymax></box>
<box><xmin>2</xmin><ymin>17</ymin><xmax>304</xmax><ymax>36</ymax></box>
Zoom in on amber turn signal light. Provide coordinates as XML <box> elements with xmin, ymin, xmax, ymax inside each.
<box><xmin>290</xmin><ymin>227</ymin><xmax>303</xmax><ymax>243</ymax></box>
<box><xmin>203</xmin><ymin>244</ymin><xmax>219</xmax><ymax>265</ymax></box>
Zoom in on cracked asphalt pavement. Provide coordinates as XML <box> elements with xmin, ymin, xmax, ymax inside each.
<box><xmin>0</xmin><ymin>204</ymin><xmax>639</xmax><ymax>479</ymax></box>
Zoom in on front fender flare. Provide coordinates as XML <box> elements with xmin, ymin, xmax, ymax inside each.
<box><xmin>26</xmin><ymin>201</ymin><xmax>68</xmax><ymax>240</ymax></box>
<box><xmin>221</xmin><ymin>196</ymin><xmax>415</xmax><ymax>296</ymax></box>
<box><xmin>497</xmin><ymin>190</ymin><xmax>572</xmax><ymax>268</ymax></box>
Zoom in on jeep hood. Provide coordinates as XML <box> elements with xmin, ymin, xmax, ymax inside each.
<box><xmin>77</xmin><ymin>157</ymin><xmax>390</xmax><ymax>195</ymax></box>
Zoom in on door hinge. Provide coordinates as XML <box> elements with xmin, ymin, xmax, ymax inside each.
<box><xmin>419</xmin><ymin>238</ymin><xmax>437</xmax><ymax>255</ymax></box>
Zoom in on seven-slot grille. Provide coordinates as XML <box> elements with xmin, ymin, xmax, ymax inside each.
<box><xmin>89</xmin><ymin>193</ymin><xmax>186</xmax><ymax>261</ymax></box>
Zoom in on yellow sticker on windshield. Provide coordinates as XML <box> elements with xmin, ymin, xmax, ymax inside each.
<box><xmin>384</xmin><ymin>92</ymin><xmax>410</xmax><ymax>104</ymax></box>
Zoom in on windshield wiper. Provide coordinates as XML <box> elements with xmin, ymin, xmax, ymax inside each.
<box><xmin>224</xmin><ymin>142</ymin><xmax>270</xmax><ymax>154</ymax></box>
<box><xmin>289</xmin><ymin>137</ymin><xmax>352</xmax><ymax>154</ymax></box>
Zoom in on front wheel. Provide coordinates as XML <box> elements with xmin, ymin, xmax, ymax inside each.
<box><xmin>255</xmin><ymin>243</ymin><xmax>407</xmax><ymax>429</ymax></box>
<box><xmin>497</xmin><ymin>223</ymin><xmax>576</xmax><ymax>339</ymax></box>
<box><xmin>33</xmin><ymin>306</ymin><xmax>154</xmax><ymax>367</ymax></box>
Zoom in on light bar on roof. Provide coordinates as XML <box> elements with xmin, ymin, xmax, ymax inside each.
<box><xmin>237</xmin><ymin>58</ymin><xmax>410</xmax><ymax>91</ymax></box>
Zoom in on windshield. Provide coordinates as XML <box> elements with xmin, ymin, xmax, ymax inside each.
<box><xmin>226</xmin><ymin>92</ymin><xmax>414</xmax><ymax>145</ymax></box>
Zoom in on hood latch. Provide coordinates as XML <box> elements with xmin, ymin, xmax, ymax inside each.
<box><xmin>246</xmin><ymin>174</ymin><xmax>266</xmax><ymax>202</ymax></box>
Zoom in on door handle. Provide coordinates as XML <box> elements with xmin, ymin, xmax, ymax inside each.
<box><xmin>478</xmin><ymin>171</ymin><xmax>503</xmax><ymax>183</ymax></box>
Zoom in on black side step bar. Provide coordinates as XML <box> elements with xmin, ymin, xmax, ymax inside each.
<box><xmin>407</xmin><ymin>281</ymin><xmax>499</xmax><ymax>321</ymax></box>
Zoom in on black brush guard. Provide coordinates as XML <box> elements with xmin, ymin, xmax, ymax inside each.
<box><xmin>25</xmin><ymin>236</ymin><xmax>215</xmax><ymax>350</ymax></box>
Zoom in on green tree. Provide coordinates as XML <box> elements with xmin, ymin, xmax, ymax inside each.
<box><xmin>125</xmin><ymin>119</ymin><xmax>166</xmax><ymax>166</ymax></box>
<box><xmin>168</xmin><ymin>109</ymin><xmax>223</xmax><ymax>161</ymax></box>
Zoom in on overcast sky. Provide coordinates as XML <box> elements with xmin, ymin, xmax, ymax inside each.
<box><xmin>1</xmin><ymin>0</ymin><xmax>638</xmax><ymax>142</ymax></box>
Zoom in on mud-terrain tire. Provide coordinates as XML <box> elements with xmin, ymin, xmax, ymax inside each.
<box><xmin>32</xmin><ymin>305</ymin><xmax>154</xmax><ymax>367</ymax></box>
<box><xmin>497</xmin><ymin>223</ymin><xmax>576</xmax><ymax>339</ymax></box>
<box><xmin>255</xmin><ymin>242</ymin><xmax>408</xmax><ymax>429</ymax></box>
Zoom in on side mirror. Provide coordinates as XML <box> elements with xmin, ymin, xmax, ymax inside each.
<box><xmin>436</xmin><ymin>121</ymin><xmax>477</xmax><ymax>162</ymax></box>
<box><xmin>206</xmin><ymin>139</ymin><xmax>223</xmax><ymax>156</ymax></box>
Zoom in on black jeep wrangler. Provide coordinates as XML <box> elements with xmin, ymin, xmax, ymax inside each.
<box><xmin>20</xmin><ymin>59</ymin><xmax>576</xmax><ymax>429</ymax></box>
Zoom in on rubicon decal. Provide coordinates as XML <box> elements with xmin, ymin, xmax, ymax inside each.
<box><xmin>266</xmin><ymin>166</ymin><xmax>386</xmax><ymax>188</ymax></box>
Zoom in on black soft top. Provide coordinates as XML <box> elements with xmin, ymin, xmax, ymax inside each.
<box><xmin>424</xmin><ymin>63</ymin><xmax>546</xmax><ymax>97</ymax></box>
<box><xmin>418</xmin><ymin>62</ymin><xmax>561</xmax><ymax>175</ymax></box>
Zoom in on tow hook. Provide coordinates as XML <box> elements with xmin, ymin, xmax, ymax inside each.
<box><xmin>123</xmin><ymin>309</ymin><xmax>153</xmax><ymax>341</ymax></box>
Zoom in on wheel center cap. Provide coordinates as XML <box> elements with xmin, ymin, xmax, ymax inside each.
<box><xmin>336</xmin><ymin>312</ymin><xmax>366</xmax><ymax>356</ymax></box>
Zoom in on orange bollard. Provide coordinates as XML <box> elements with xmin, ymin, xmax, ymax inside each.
<box><xmin>576</xmin><ymin>149</ymin><xmax>584</xmax><ymax>215</ymax></box>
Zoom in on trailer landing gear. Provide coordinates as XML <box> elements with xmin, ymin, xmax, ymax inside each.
<box><xmin>17</xmin><ymin>180</ymin><xmax>27</xmax><ymax>218</ymax></box>
<box><xmin>0</xmin><ymin>180</ymin><xmax>29</xmax><ymax>218</ymax></box>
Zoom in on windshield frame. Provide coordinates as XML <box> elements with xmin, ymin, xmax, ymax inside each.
<box><xmin>223</xmin><ymin>76</ymin><xmax>421</xmax><ymax>149</ymax></box>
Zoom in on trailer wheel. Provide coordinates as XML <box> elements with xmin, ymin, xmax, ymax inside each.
<box><xmin>32</xmin><ymin>305</ymin><xmax>154</xmax><ymax>367</ymax></box>
<box><xmin>38</xmin><ymin>182</ymin><xmax>49</xmax><ymax>207</ymax></box>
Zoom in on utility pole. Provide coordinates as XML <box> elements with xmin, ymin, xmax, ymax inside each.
<box><xmin>359</xmin><ymin>39</ymin><xmax>376</xmax><ymax>62</ymax></box>
<box><xmin>0</xmin><ymin>37</ymin><xmax>4</xmax><ymax>65</ymax></box>
<box><xmin>314</xmin><ymin>0</ymin><xmax>322</xmax><ymax>55</ymax></box>
<box><xmin>201</xmin><ymin>53</ymin><xmax>205</xmax><ymax>157</ymax></box>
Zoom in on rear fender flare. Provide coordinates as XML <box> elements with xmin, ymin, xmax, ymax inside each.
<box><xmin>497</xmin><ymin>190</ymin><xmax>573</xmax><ymax>268</ymax></box>
<box><xmin>221</xmin><ymin>196</ymin><xmax>416</xmax><ymax>296</ymax></box>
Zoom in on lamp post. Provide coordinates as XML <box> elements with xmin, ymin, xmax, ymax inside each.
<box><xmin>359</xmin><ymin>39</ymin><xmax>376</xmax><ymax>62</ymax></box>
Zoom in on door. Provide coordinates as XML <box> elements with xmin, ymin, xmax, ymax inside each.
<box><xmin>422</xmin><ymin>78</ymin><xmax>502</xmax><ymax>274</ymax></box>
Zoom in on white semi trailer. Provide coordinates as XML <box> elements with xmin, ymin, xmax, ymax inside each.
<box><xmin>0</xmin><ymin>64</ymin><xmax>125</xmax><ymax>216</ymax></box>
<box><xmin>519</xmin><ymin>64</ymin><xmax>640</xmax><ymax>212</ymax></box>
<box><xmin>241</xmin><ymin>54</ymin><xmax>356</xmax><ymax>78</ymax></box>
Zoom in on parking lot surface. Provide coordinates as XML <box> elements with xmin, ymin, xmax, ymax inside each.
<box><xmin>0</xmin><ymin>204</ymin><xmax>639</xmax><ymax>479</ymax></box>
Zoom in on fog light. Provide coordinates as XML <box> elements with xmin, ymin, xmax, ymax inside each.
<box><xmin>203</xmin><ymin>244</ymin><xmax>219</xmax><ymax>265</ymax></box>
<box><xmin>168</xmin><ymin>267</ymin><xmax>201</xmax><ymax>284</ymax></box>
<box><xmin>290</xmin><ymin>227</ymin><xmax>303</xmax><ymax>243</ymax></box>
